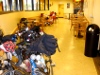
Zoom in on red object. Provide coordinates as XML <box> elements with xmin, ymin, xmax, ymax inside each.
<box><xmin>3</xmin><ymin>41</ymin><xmax>16</xmax><ymax>52</ymax></box>
<box><xmin>24</xmin><ymin>60</ymin><xmax>31</xmax><ymax>72</ymax></box>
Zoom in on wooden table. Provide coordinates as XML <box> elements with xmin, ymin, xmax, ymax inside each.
<box><xmin>70</xmin><ymin>14</ymin><xmax>89</xmax><ymax>38</ymax></box>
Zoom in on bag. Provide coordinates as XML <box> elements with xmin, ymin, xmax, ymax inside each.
<box><xmin>30</xmin><ymin>33</ymin><xmax>58</xmax><ymax>56</ymax></box>
<box><xmin>12</xmin><ymin>56</ymin><xmax>18</xmax><ymax>63</ymax></box>
<box><xmin>31</xmin><ymin>26</ymin><xmax>41</xmax><ymax>35</ymax></box>
<box><xmin>30</xmin><ymin>35</ymin><xmax>51</xmax><ymax>56</ymax></box>
<box><xmin>20</xmin><ymin>18</ymin><xmax>27</xmax><ymax>23</ymax></box>
<box><xmin>43</xmin><ymin>34</ymin><xmax>57</xmax><ymax>55</ymax></box>
<box><xmin>2</xmin><ymin>34</ymin><xmax>17</xmax><ymax>43</ymax></box>
<box><xmin>3</xmin><ymin>41</ymin><xmax>16</xmax><ymax>52</ymax></box>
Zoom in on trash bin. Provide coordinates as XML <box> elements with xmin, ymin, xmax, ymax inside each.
<box><xmin>84</xmin><ymin>24</ymin><xmax>99</xmax><ymax>57</ymax></box>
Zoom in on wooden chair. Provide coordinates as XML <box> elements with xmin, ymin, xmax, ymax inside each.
<box><xmin>70</xmin><ymin>17</ymin><xmax>81</xmax><ymax>30</ymax></box>
<box><xmin>72</xmin><ymin>20</ymin><xmax>88</xmax><ymax>38</ymax></box>
<box><xmin>78</xmin><ymin>21</ymin><xmax>88</xmax><ymax>39</ymax></box>
<box><xmin>70</xmin><ymin>16</ymin><xmax>86</xmax><ymax>30</ymax></box>
<box><xmin>73</xmin><ymin>22</ymin><xmax>79</xmax><ymax>37</ymax></box>
<box><xmin>70</xmin><ymin>14</ymin><xmax>79</xmax><ymax>30</ymax></box>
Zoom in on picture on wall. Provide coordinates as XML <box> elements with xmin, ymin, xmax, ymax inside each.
<box><xmin>67</xmin><ymin>3</ymin><xmax>70</xmax><ymax>8</ymax></box>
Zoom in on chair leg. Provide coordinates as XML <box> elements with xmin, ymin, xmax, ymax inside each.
<box><xmin>83</xmin><ymin>32</ymin><xmax>86</xmax><ymax>39</ymax></box>
<box><xmin>70</xmin><ymin>24</ymin><xmax>73</xmax><ymax>30</ymax></box>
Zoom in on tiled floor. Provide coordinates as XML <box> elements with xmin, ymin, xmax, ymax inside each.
<box><xmin>44</xmin><ymin>18</ymin><xmax>98</xmax><ymax>75</ymax></box>
<box><xmin>93</xmin><ymin>55</ymin><xmax>100</xmax><ymax>75</ymax></box>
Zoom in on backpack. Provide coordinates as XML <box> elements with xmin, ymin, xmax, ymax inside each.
<box><xmin>30</xmin><ymin>33</ymin><xmax>60</xmax><ymax>56</ymax></box>
<box><xmin>42</xmin><ymin>34</ymin><xmax>57</xmax><ymax>55</ymax></box>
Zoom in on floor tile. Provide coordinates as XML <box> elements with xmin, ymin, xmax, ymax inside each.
<box><xmin>44</xmin><ymin>18</ymin><xmax>97</xmax><ymax>75</ymax></box>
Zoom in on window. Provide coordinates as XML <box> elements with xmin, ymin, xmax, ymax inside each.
<box><xmin>15</xmin><ymin>0</ymin><xmax>20</xmax><ymax>11</ymax></box>
<box><xmin>34</xmin><ymin>0</ymin><xmax>39</xmax><ymax>10</ymax></box>
<box><xmin>24</xmin><ymin>0</ymin><xmax>32</xmax><ymax>10</ymax></box>
<box><xmin>45</xmin><ymin>0</ymin><xmax>49</xmax><ymax>10</ymax></box>
<box><xmin>1</xmin><ymin>0</ymin><xmax>23</xmax><ymax>11</ymax></box>
<box><xmin>19</xmin><ymin>0</ymin><xmax>23</xmax><ymax>11</ymax></box>
<box><xmin>12</xmin><ymin>0</ymin><xmax>16</xmax><ymax>10</ymax></box>
<box><xmin>1</xmin><ymin>0</ymin><xmax>49</xmax><ymax>12</ymax></box>
<box><xmin>0</xmin><ymin>1</ymin><xmax>3</xmax><ymax>11</ymax></box>
<box><xmin>24</xmin><ymin>0</ymin><xmax>40</xmax><ymax>11</ymax></box>
<box><xmin>23</xmin><ymin>0</ymin><xmax>49</xmax><ymax>11</ymax></box>
<box><xmin>40</xmin><ymin>0</ymin><xmax>44</xmax><ymax>10</ymax></box>
<box><xmin>2</xmin><ymin>0</ymin><xmax>10</xmax><ymax>11</ymax></box>
<box><xmin>24</xmin><ymin>0</ymin><xmax>49</xmax><ymax>10</ymax></box>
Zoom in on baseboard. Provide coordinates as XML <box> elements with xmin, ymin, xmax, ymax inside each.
<box><xmin>58</xmin><ymin>17</ymin><xmax>64</xmax><ymax>18</ymax></box>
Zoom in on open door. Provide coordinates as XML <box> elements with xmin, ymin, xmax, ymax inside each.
<box><xmin>58</xmin><ymin>4</ymin><xmax>64</xmax><ymax>18</ymax></box>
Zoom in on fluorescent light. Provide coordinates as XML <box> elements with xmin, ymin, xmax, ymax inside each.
<box><xmin>75</xmin><ymin>0</ymin><xmax>81</xmax><ymax>1</ymax></box>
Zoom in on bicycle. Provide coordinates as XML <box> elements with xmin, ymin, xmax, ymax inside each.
<box><xmin>1</xmin><ymin>60</ymin><xmax>24</xmax><ymax>75</ymax></box>
<box><xmin>2</xmin><ymin>69</ymin><xmax>23</xmax><ymax>75</ymax></box>
<box><xmin>6</xmin><ymin>21</ymin><xmax>60</xmax><ymax>75</ymax></box>
<box><xmin>0</xmin><ymin>51</ymin><xmax>55</xmax><ymax>75</ymax></box>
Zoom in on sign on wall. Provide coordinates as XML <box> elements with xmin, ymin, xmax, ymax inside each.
<box><xmin>67</xmin><ymin>3</ymin><xmax>70</xmax><ymax>8</ymax></box>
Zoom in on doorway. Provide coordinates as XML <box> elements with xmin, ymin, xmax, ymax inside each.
<box><xmin>58</xmin><ymin>4</ymin><xmax>64</xmax><ymax>18</ymax></box>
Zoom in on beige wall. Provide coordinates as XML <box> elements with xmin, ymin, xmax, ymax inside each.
<box><xmin>0</xmin><ymin>12</ymin><xmax>23</xmax><ymax>35</ymax></box>
<box><xmin>21</xmin><ymin>11</ymin><xmax>49</xmax><ymax>18</ymax></box>
<box><xmin>1</xmin><ymin>0</ymin><xmax>100</xmax><ymax>35</ymax></box>
<box><xmin>0</xmin><ymin>0</ymin><xmax>73</xmax><ymax>35</ymax></box>
<box><xmin>50</xmin><ymin>0</ymin><xmax>73</xmax><ymax>13</ymax></box>
<box><xmin>0</xmin><ymin>11</ymin><xmax>49</xmax><ymax>35</ymax></box>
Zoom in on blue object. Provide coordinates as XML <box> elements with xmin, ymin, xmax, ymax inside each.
<box><xmin>30</xmin><ymin>58</ymin><xmax>37</xmax><ymax>75</ymax></box>
<box><xmin>11</xmin><ymin>34</ymin><xmax>17</xmax><ymax>42</ymax></box>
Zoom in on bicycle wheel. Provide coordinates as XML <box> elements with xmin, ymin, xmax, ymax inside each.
<box><xmin>2</xmin><ymin>70</ymin><xmax>13</xmax><ymax>75</ymax></box>
<box><xmin>2</xmin><ymin>70</ymin><xmax>23</xmax><ymax>75</ymax></box>
<box><xmin>42</xmin><ymin>54</ymin><xmax>54</xmax><ymax>75</ymax></box>
<box><xmin>35</xmin><ymin>68</ymin><xmax>47</xmax><ymax>75</ymax></box>
<box><xmin>49</xmin><ymin>64</ymin><xmax>53</xmax><ymax>75</ymax></box>
<box><xmin>14</xmin><ymin>70</ymin><xmax>23</xmax><ymax>75</ymax></box>
<box><xmin>46</xmin><ymin>60</ymin><xmax>53</xmax><ymax>75</ymax></box>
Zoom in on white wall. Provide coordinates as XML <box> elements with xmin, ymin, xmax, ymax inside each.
<box><xmin>92</xmin><ymin>0</ymin><xmax>100</xmax><ymax>27</ymax></box>
<box><xmin>83</xmin><ymin>0</ymin><xmax>94</xmax><ymax>24</ymax></box>
<box><xmin>84</xmin><ymin>0</ymin><xmax>100</xmax><ymax>26</ymax></box>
